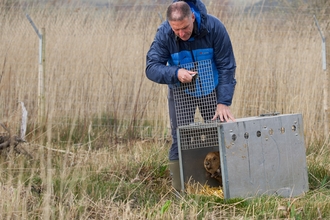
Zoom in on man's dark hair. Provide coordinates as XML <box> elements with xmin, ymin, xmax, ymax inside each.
<box><xmin>166</xmin><ymin>1</ymin><xmax>192</xmax><ymax>21</ymax></box>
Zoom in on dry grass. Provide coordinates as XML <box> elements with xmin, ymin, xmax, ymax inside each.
<box><xmin>0</xmin><ymin>1</ymin><xmax>330</xmax><ymax>219</ymax></box>
<box><xmin>0</xmin><ymin>139</ymin><xmax>329</xmax><ymax>219</ymax></box>
<box><xmin>0</xmin><ymin>1</ymin><xmax>329</xmax><ymax>143</ymax></box>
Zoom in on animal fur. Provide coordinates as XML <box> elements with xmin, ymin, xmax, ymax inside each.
<box><xmin>204</xmin><ymin>151</ymin><xmax>222</xmax><ymax>185</ymax></box>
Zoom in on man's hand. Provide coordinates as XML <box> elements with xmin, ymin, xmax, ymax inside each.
<box><xmin>178</xmin><ymin>69</ymin><xmax>197</xmax><ymax>83</ymax></box>
<box><xmin>212</xmin><ymin>104</ymin><xmax>235</xmax><ymax>122</ymax></box>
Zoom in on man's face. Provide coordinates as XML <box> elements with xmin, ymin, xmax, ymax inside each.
<box><xmin>169</xmin><ymin>14</ymin><xmax>195</xmax><ymax>41</ymax></box>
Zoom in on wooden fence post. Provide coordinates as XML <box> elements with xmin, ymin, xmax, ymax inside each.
<box><xmin>38</xmin><ymin>28</ymin><xmax>46</xmax><ymax>125</ymax></box>
<box><xmin>313</xmin><ymin>16</ymin><xmax>329</xmax><ymax>139</ymax></box>
<box><xmin>326</xmin><ymin>32</ymin><xmax>330</xmax><ymax>139</ymax></box>
<box><xmin>26</xmin><ymin>14</ymin><xmax>46</xmax><ymax>125</ymax></box>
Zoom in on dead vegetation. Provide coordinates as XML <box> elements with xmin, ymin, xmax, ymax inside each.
<box><xmin>0</xmin><ymin>123</ymin><xmax>24</xmax><ymax>149</ymax></box>
<box><xmin>0</xmin><ymin>102</ymin><xmax>31</xmax><ymax>158</ymax></box>
<box><xmin>0</xmin><ymin>123</ymin><xmax>32</xmax><ymax>158</ymax></box>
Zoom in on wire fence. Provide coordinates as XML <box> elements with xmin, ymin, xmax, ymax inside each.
<box><xmin>0</xmin><ymin>1</ymin><xmax>329</xmax><ymax>144</ymax></box>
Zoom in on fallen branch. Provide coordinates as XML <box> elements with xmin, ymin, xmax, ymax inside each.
<box><xmin>0</xmin><ymin>102</ymin><xmax>32</xmax><ymax>158</ymax></box>
<box><xmin>0</xmin><ymin>123</ymin><xmax>27</xmax><ymax>156</ymax></box>
<box><xmin>0</xmin><ymin>135</ymin><xmax>24</xmax><ymax>150</ymax></box>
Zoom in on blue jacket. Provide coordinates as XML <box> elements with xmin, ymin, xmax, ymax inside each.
<box><xmin>146</xmin><ymin>0</ymin><xmax>236</xmax><ymax>106</ymax></box>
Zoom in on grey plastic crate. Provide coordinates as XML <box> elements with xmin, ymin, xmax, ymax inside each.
<box><xmin>177</xmin><ymin>113</ymin><xmax>309</xmax><ymax>199</ymax></box>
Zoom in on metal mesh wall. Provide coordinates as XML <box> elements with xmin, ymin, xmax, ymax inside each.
<box><xmin>173</xmin><ymin>59</ymin><xmax>217</xmax><ymax>127</ymax></box>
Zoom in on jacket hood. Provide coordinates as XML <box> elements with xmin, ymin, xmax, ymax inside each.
<box><xmin>172</xmin><ymin>0</ymin><xmax>207</xmax><ymax>16</ymax></box>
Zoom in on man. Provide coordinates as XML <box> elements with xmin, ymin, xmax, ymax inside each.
<box><xmin>145</xmin><ymin>0</ymin><xmax>236</xmax><ymax>191</ymax></box>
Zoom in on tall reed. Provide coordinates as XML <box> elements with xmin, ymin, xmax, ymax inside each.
<box><xmin>0</xmin><ymin>1</ymin><xmax>328</xmax><ymax>144</ymax></box>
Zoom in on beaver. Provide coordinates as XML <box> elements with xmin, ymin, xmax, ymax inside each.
<box><xmin>204</xmin><ymin>151</ymin><xmax>222</xmax><ymax>185</ymax></box>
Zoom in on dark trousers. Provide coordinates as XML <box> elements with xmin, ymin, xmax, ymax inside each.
<box><xmin>168</xmin><ymin>87</ymin><xmax>217</xmax><ymax>160</ymax></box>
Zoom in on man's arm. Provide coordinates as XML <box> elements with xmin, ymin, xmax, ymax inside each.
<box><xmin>145</xmin><ymin>25</ymin><xmax>180</xmax><ymax>85</ymax></box>
<box><xmin>212</xmin><ymin>18</ymin><xmax>237</xmax><ymax>121</ymax></box>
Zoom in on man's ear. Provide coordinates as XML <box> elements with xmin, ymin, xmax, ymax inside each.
<box><xmin>191</xmin><ymin>13</ymin><xmax>195</xmax><ymax>22</ymax></box>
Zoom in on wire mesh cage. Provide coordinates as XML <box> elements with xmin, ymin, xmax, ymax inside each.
<box><xmin>172</xmin><ymin>59</ymin><xmax>224</xmax><ymax>189</ymax></box>
<box><xmin>172</xmin><ymin>59</ymin><xmax>218</xmax><ymax>127</ymax></box>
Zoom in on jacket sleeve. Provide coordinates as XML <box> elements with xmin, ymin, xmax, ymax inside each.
<box><xmin>145</xmin><ymin>25</ymin><xmax>180</xmax><ymax>85</ymax></box>
<box><xmin>212</xmin><ymin>18</ymin><xmax>237</xmax><ymax>106</ymax></box>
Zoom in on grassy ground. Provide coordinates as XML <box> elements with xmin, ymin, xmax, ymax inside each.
<box><xmin>0</xmin><ymin>1</ymin><xmax>330</xmax><ymax>219</ymax></box>
<box><xmin>0</xmin><ymin>136</ymin><xmax>329</xmax><ymax>219</ymax></box>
